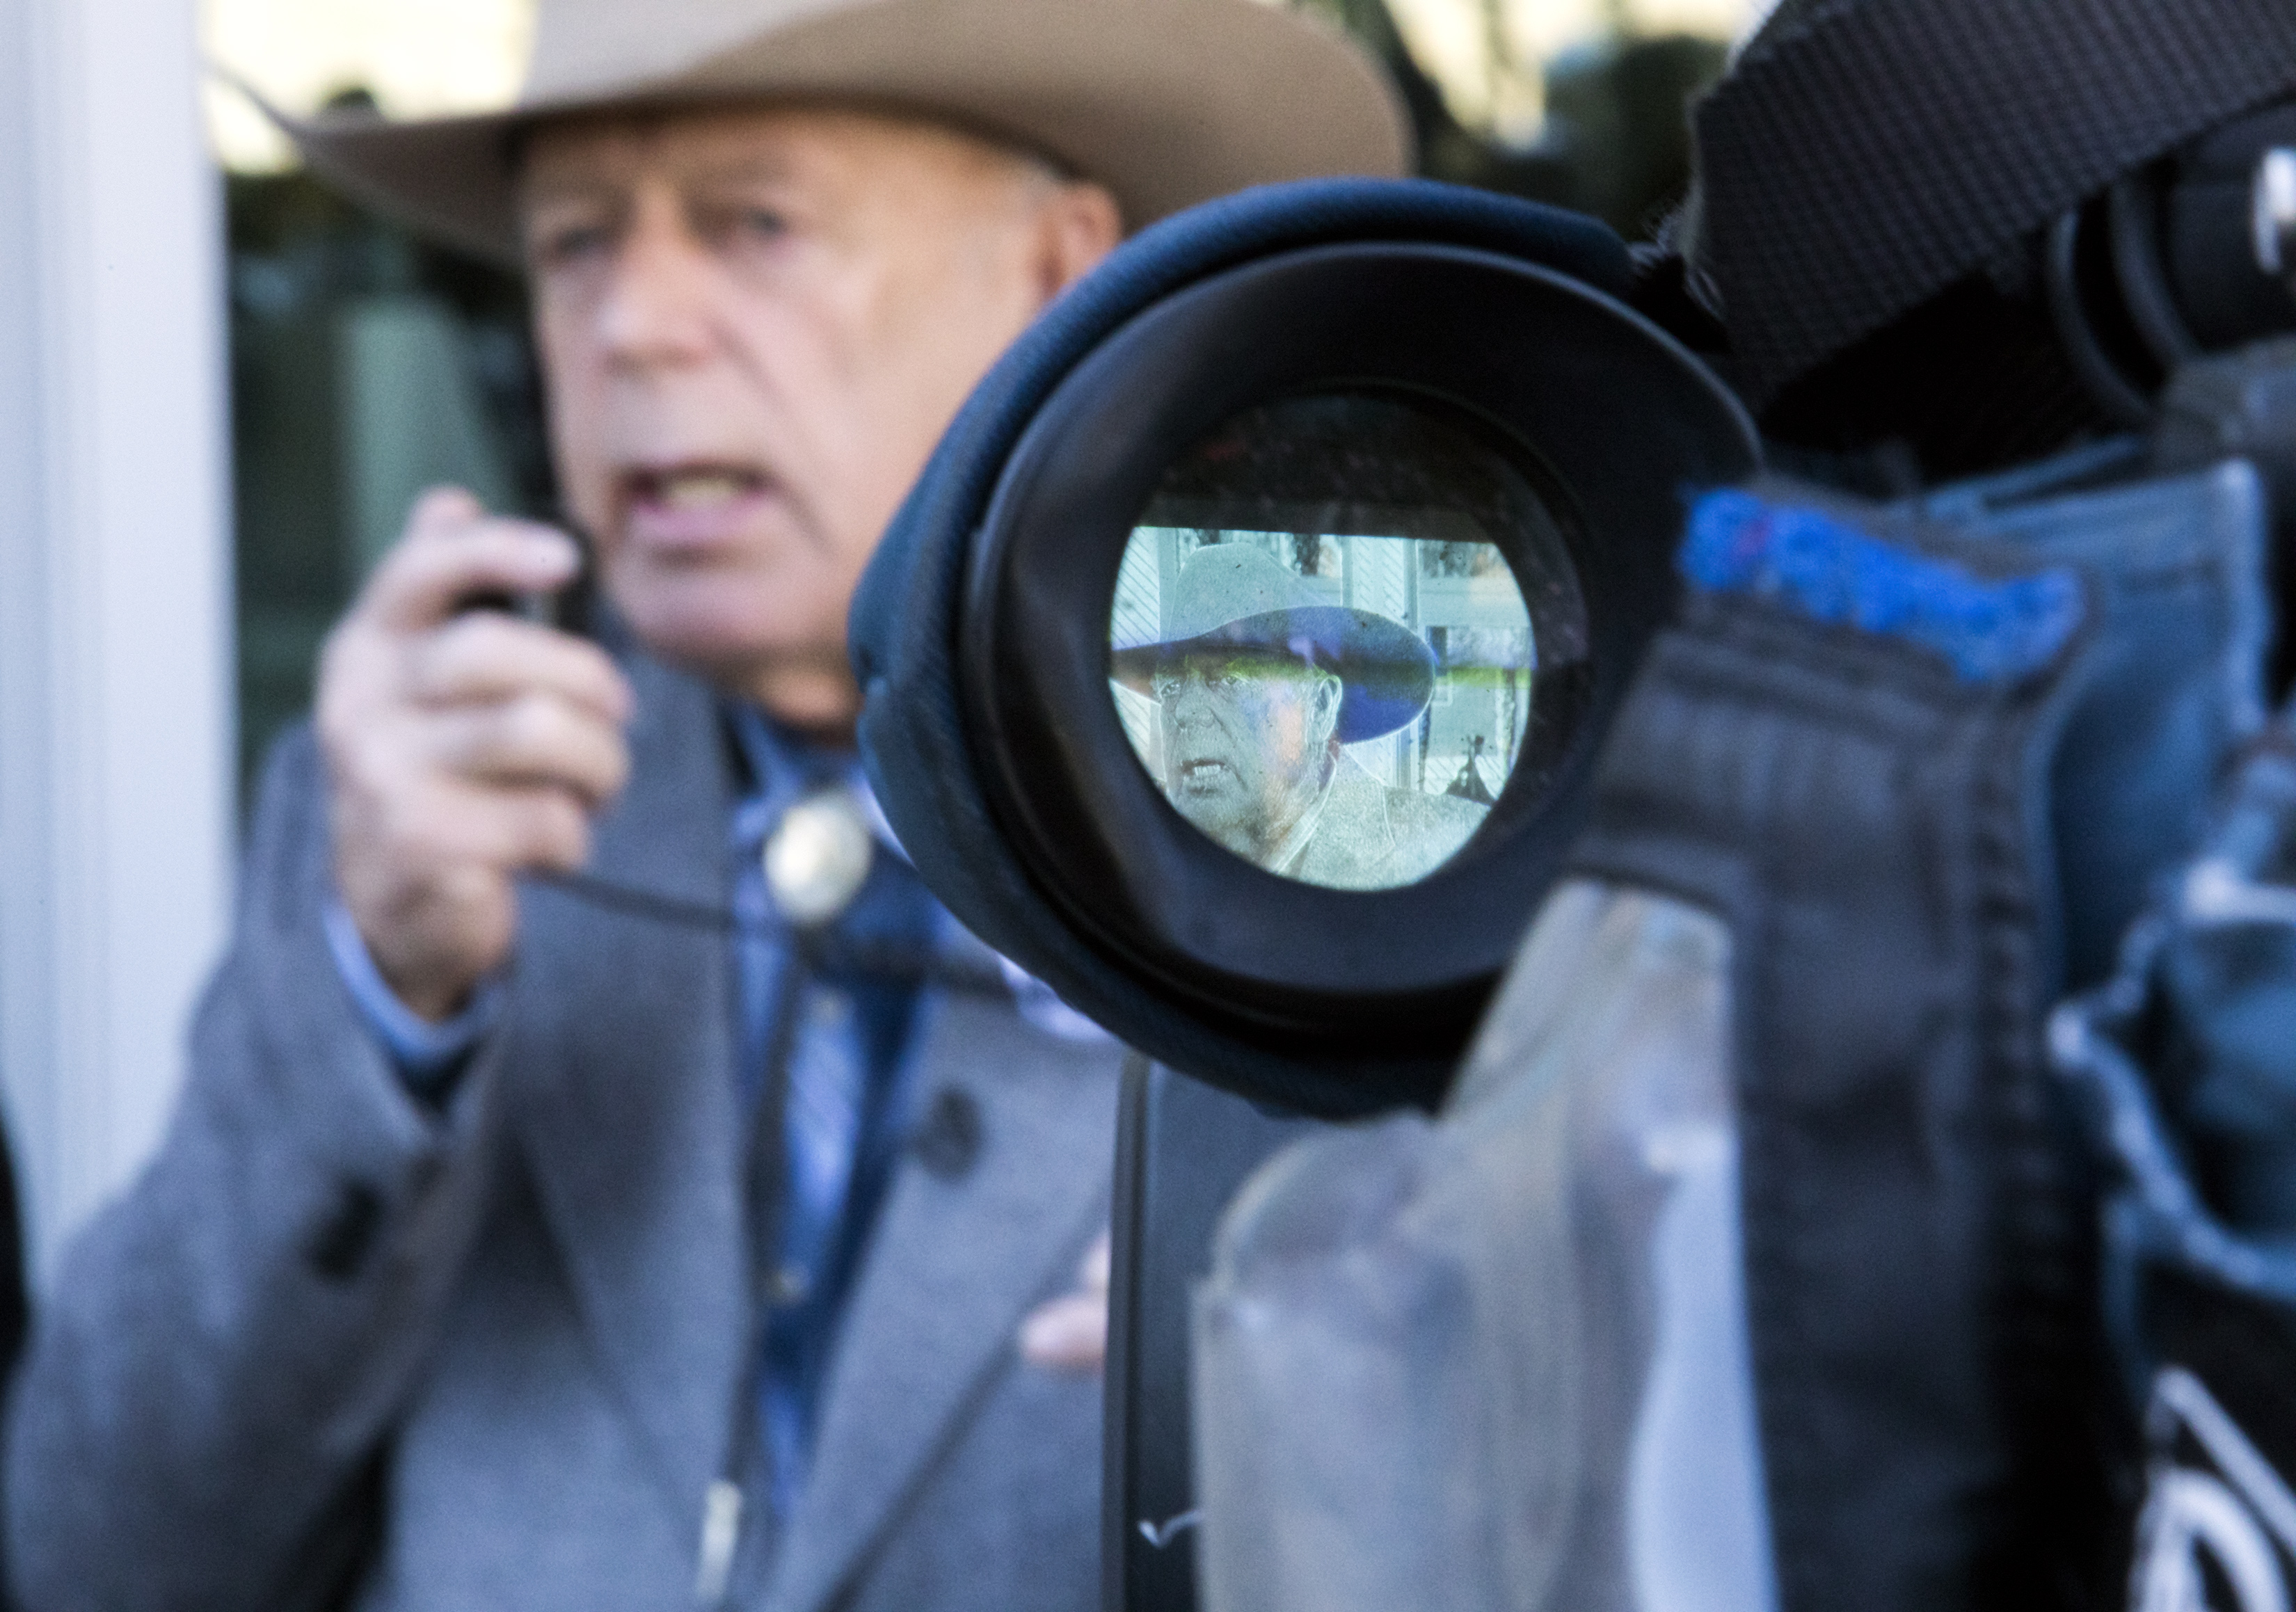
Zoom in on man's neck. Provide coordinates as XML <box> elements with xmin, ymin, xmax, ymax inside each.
<box><xmin>733</xmin><ymin>660</ymin><xmax>863</xmax><ymax>749</ymax></box>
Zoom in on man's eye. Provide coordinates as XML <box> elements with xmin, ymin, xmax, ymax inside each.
<box><xmin>697</xmin><ymin>203</ymin><xmax>791</xmax><ymax>248</ymax></box>
<box><xmin>531</xmin><ymin>221</ymin><xmax>614</xmax><ymax>269</ymax></box>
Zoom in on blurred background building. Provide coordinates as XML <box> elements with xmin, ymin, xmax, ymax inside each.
<box><xmin>0</xmin><ymin>0</ymin><xmax>1770</xmax><ymax>1275</ymax></box>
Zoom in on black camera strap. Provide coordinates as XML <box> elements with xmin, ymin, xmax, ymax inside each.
<box><xmin>1693</xmin><ymin>0</ymin><xmax>2296</xmax><ymax>404</ymax></box>
<box><xmin>1563</xmin><ymin>481</ymin><xmax>2116</xmax><ymax>1611</ymax></box>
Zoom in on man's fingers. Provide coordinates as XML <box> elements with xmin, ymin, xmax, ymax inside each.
<box><xmin>321</xmin><ymin>488</ymin><xmax>604</xmax><ymax>1018</ymax></box>
<box><xmin>408</xmin><ymin>484</ymin><xmax>484</xmax><ymax>529</ymax></box>
<box><xmin>1019</xmin><ymin>1292</ymin><xmax>1108</xmax><ymax>1373</ymax></box>
<box><xmin>1019</xmin><ymin>1229</ymin><xmax>1114</xmax><ymax>1373</ymax></box>
<box><xmin>362</xmin><ymin>511</ymin><xmax>580</xmax><ymax>635</ymax></box>
<box><xmin>423</xmin><ymin>782</ymin><xmax>593</xmax><ymax>873</ymax></box>
<box><xmin>426</xmin><ymin>694</ymin><xmax>631</xmax><ymax>807</ymax></box>
<box><xmin>500</xmin><ymin>788</ymin><xmax>593</xmax><ymax>872</ymax></box>
<box><xmin>351</xmin><ymin>772</ymin><xmax>593</xmax><ymax>870</ymax></box>
<box><xmin>407</xmin><ymin>614</ymin><xmax>633</xmax><ymax>725</ymax></box>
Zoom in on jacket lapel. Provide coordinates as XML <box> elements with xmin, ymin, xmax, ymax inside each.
<box><xmin>763</xmin><ymin>993</ymin><xmax>1125</xmax><ymax>1612</ymax></box>
<box><xmin>508</xmin><ymin>651</ymin><xmax>751</xmax><ymax>1523</ymax></box>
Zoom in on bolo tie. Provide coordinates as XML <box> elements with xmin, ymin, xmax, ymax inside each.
<box><xmin>697</xmin><ymin>780</ymin><xmax>1003</xmax><ymax>1607</ymax></box>
<box><xmin>535</xmin><ymin>782</ymin><xmax>1010</xmax><ymax>1606</ymax></box>
<box><xmin>696</xmin><ymin>781</ymin><xmax>875</xmax><ymax>1606</ymax></box>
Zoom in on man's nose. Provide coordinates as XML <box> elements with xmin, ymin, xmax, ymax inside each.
<box><xmin>593</xmin><ymin>188</ymin><xmax>719</xmax><ymax>370</ymax></box>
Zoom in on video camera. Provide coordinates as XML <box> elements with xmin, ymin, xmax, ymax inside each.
<box><xmin>847</xmin><ymin>9</ymin><xmax>2296</xmax><ymax>1609</ymax></box>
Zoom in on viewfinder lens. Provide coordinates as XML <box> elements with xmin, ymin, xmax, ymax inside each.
<box><xmin>1107</xmin><ymin>392</ymin><xmax>1586</xmax><ymax>891</ymax></box>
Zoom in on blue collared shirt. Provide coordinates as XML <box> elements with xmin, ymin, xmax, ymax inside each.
<box><xmin>321</xmin><ymin>900</ymin><xmax>502</xmax><ymax>1092</ymax></box>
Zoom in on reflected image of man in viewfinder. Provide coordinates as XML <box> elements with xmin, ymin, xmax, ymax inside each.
<box><xmin>1116</xmin><ymin>544</ymin><xmax>1487</xmax><ymax>890</ymax></box>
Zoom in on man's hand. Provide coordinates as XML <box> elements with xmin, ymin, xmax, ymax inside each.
<box><xmin>319</xmin><ymin>488</ymin><xmax>634</xmax><ymax>1022</ymax></box>
<box><xmin>1019</xmin><ymin>1230</ymin><xmax>1111</xmax><ymax>1373</ymax></box>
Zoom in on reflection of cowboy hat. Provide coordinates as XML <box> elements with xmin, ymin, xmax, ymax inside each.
<box><xmin>1111</xmin><ymin>543</ymin><xmax>1437</xmax><ymax>743</ymax></box>
<box><xmin>254</xmin><ymin>0</ymin><xmax>1410</xmax><ymax>267</ymax></box>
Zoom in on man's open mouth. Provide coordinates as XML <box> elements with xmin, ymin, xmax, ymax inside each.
<box><xmin>623</xmin><ymin>465</ymin><xmax>769</xmax><ymax>510</ymax></box>
<box><xmin>1176</xmin><ymin>758</ymin><xmax>1236</xmax><ymax>791</ymax></box>
<box><xmin>619</xmin><ymin>463</ymin><xmax>776</xmax><ymax>548</ymax></box>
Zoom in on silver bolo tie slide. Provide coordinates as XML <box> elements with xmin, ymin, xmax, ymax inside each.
<box><xmin>694</xmin><ymin>783</ymin><xmax>877</xmax><ymax>1606</ymax></box>
<box><xmin>763</xmin><ymin>785</ymin><xmax>875</xmax><ymax>926</ymax></box>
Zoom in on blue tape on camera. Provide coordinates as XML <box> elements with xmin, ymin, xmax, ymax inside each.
<box><xmin>1682</xmin><ymin>489</ymin><xmax>2084</xmax><ymax>684</ymax></box>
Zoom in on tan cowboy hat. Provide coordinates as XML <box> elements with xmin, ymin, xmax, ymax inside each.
<box><xmin>264</xmin><ymin>0</ymin><xmax>1412</xmax><ymax>266</ymax></box>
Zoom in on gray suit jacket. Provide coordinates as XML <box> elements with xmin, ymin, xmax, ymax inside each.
<box><xmin>4</xmin><ymin>648</ymin><xmax>1124</xmax><ymax>1612</ymax></box>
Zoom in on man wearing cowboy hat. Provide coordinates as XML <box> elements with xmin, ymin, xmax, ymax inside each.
<box><xmin>4</xmin><ymin>2</ymin><xmax>1405</xmax><ymax>1607</ymax></box>
<box><xmin>1116</xmin><ymin>543</ymin><xmax>1486</xmax><ymax>889</ymax></box>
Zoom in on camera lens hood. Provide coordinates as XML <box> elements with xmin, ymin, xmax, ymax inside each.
<box><xmin>851</xmin><ymin>178</ymin><xmax>1756</xmax><ymax>1115</ymax></box>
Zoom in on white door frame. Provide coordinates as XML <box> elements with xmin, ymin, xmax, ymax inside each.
<box><xmin>0</xmin><ymin>0</ymin><xmax>232</xmax><ymax>1279</ymax></box>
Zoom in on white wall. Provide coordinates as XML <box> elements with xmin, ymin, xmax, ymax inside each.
<box><xmin>0</xmin><ymin>0</ymin><xmax>233</xmax><ymax>1279</ymax></box>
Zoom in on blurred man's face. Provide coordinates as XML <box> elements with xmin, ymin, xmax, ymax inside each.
<box><xmin>519</xmin><ymin>106</ymin><xmax>1118</xmax><ymax>733</ymax></box>
<box><xmin>1155</xmin><ymin>651</ymin><xmax>1344</xmax><ymax>863</ymax></box>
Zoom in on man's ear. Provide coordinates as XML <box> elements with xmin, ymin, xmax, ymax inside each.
<box><xmin>1309</xmin><ymin>669</ymin><xmax>1345</xmax><ymax>746</ymax></box>
<box><xmin>1034</xmin><ymin>181</ymin><xmax>1123</xmax><ymax>301</ymax></box>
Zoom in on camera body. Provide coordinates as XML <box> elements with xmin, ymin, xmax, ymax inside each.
<box><xmin>849</xmin><ymin>32</ymin><xmax>2296</xmax><ymax>1599</ymax></box>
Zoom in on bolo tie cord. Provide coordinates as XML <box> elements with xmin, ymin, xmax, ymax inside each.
<box><xmin>698</xmin><ymin>941</ymin><xmax>811</xmax><ymax>1609</ymax></box>
<box><xmin>534</xmin><ymin>870</ymin><xmax>1014</xmax><ymax>998</ymax></box>
<box><xmin>511</xmin><ymin>741</ymin><xmax>1000</xmax><ymax>1600</ymax></box>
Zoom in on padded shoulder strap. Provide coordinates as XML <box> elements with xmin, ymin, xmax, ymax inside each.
<box><xmin>1693</xmin><ymin>0</ymin><xmax>2296</xmax><ymax>404</ymax></box>
<box><xmin>1565</xmin><ymin>485</ymin><xmax>2114</xmax><ymax>1611</ymax></box>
